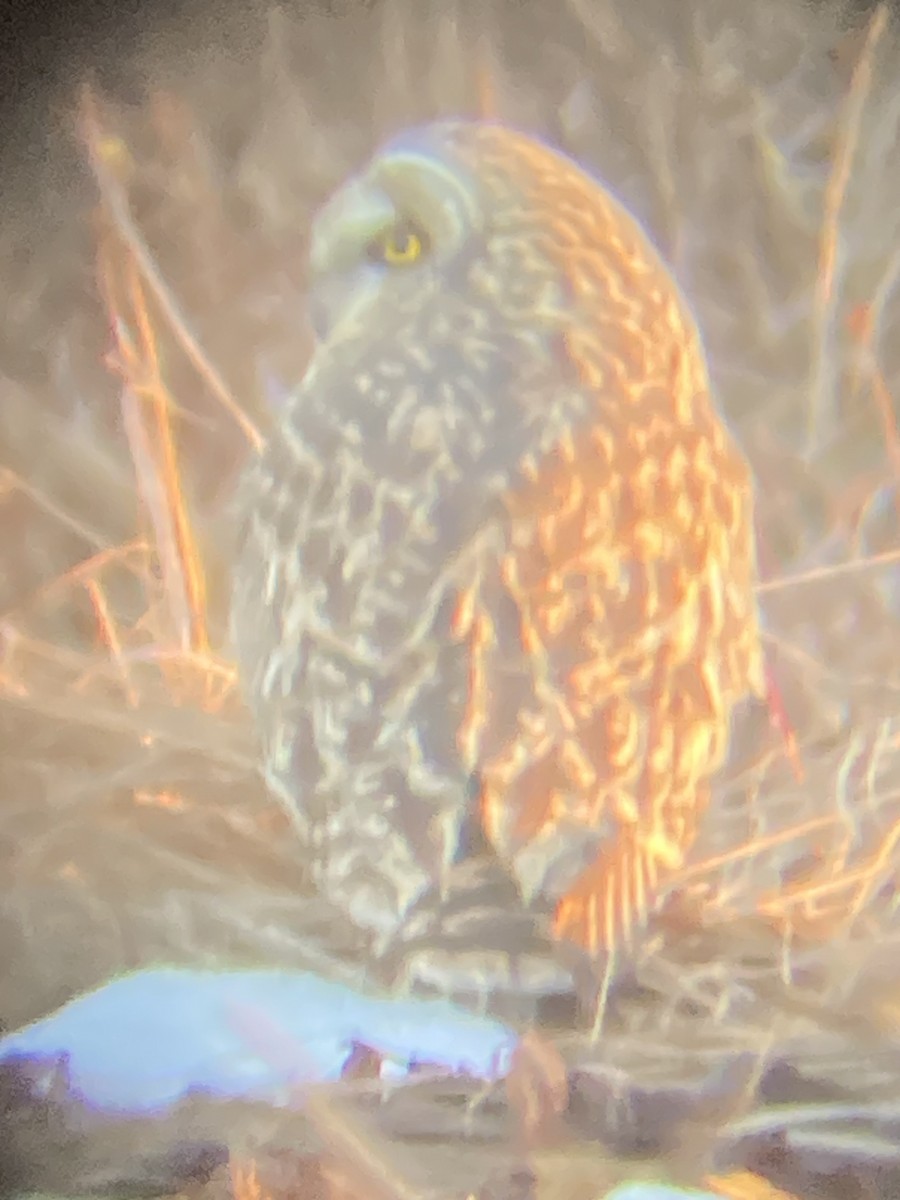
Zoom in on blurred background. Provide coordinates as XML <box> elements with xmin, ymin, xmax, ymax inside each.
<box><xmin>1</xmin><ymin>0</ymin><xmax>900</xmax><ymax>1197</ymax></box>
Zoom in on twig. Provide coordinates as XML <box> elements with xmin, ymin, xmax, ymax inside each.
<box><xmin>475</xmin><ymin>37</ymin><xmax>498</xmax><ymax>120</ymax></box>
<box><xmin>78</xmin><ymin>84</ymin><xmax>263</xmax><ymax>454</ymax></box>
<box><xmin>0</xmin><ymin>466</ymin><xmax>111</xmax><ymax>554</ymax></box>
<box><xmin>120</xmin><ymin>380</ymin><xmax>195</xmax><ymax>654</ymax></box>
<box><xmin>126</xmin><ymin>256</ymin><xmax>211</xmax><ymax>656</ymax></box>
<box><xmin>84</xmin><ymin>578</ymin><xmax>139</xmax><ymax>707</ymax></box>
<box><xmin>94</xmin><ymin>203</ymin><xmax>213</xmax><ymax>669</ymax></box>
<box><xmin>846</xmin><ymin>300</ymin><xmax>900</xmax><ymax>525</ymax></box>
<box><xmin>756</xmin><ymin>545</ymin><xmax>900</xmax><ymax>592</ymax></box>
<box><xmin>806</xmin><ymin>4</ymin><xmax>889</xmax><ymax>454</ymax></box>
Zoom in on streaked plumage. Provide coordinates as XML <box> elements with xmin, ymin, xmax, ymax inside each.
<box><xmin>230</xmin><ymin>121</ymin><xmax>764</xmax><ymax>996</ymax></box>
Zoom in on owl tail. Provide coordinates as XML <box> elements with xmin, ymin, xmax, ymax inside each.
<box><xmin>552</xmin><ymin>835</ymin><xmax>664</xmax><ymax>956</ymax></box>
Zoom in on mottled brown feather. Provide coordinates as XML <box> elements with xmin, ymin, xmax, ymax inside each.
<box><xmin>446</xmin><ymin>126</ymin><xmax>765</xmax><ymax>956</ymax></box>
<box><xmin>231</xmin><ymin>121</ymin><xmax>765</xmax><ymax>984</ymax></box>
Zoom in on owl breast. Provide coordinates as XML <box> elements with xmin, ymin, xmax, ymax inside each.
<box><xmin>230</xmin><ymin>289</ymin><xmax>583</xmax><ymax>947</ymax></box>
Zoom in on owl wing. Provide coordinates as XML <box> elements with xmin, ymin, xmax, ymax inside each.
<box><xmin>453</xmin><ymin>385</ymin><xmax>763</xmax><ymax>958</ymax></box>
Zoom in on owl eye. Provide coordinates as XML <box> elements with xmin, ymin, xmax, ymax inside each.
<box><xmin>368</xmin><ymin>221</ymin><xmax>429</xmax><ymax>266</ymax></box>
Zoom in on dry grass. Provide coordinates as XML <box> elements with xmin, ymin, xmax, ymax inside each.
<box><xmin>1</xmin><ymin>1</ymin><xmax>900</xmax><ymax>1198</ymax></box>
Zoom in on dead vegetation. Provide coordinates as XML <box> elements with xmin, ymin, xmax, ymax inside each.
<box><xmin>1</xmin><ymin>1</ymin><xmax>900</xmax><ymax>1198</ymax></box>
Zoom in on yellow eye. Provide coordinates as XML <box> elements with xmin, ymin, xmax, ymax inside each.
<box><xmin>369</xmin><ymin>222</ymin><xmax>428</xmax><ymax>266</ymax></box>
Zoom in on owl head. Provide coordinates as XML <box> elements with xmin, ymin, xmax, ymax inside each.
<box><xmin>301</xmin><ymin>120</ymin><xmax>708</xmax><ymax>499</ymax></box>
<box><xmin>306</xmin><ymin>120</ymin><xmax>675</xmax><ymax>349</ymax></box>
<box><xmin>307</xmin><ymin>121</ymin><xmax>483</xmax><ymax>345</ymax></box>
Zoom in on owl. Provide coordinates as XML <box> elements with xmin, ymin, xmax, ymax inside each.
<box><xmin>230</xmin><ymin>121</ymin><xmax>764</xmax><ymax>1002</ymax></box>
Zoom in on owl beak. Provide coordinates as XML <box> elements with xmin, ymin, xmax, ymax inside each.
<box><xmin>307</xmin><ymin>267</ymin><xmax>384</xmax><ymax>345</ymax></box>
<box><xmin>307</xmin><ymin>181</ymin><xmax>397</xmax><ymax>343</ymax></box>
<box><xmin>307</xmin><ymin>278</ymin><xmax>344</xmax><ymax>343</ymax></box>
